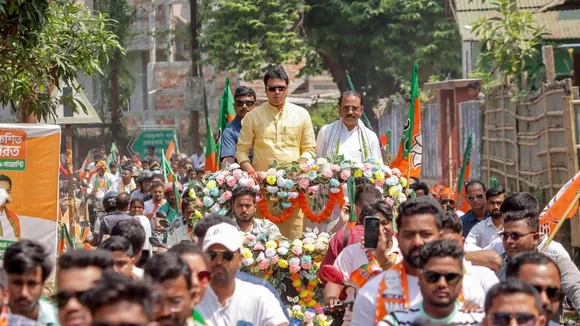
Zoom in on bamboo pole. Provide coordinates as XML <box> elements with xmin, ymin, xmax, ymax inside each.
<box><xmin>501</xmin><ymin>87</ymin><xmax>508</xmax><ymax>189</ymax></box>
<box><xmin>485</xmin><ymin>100</ymin><xmax>491</xmax><ymax>184</ymax></box>
<box><xmin>66</xmin><ymin>125</ymin><xmax>75</xmax><ymax>238</ymax></box>
<box><xmin>542</xmin><ymin>83</ymin><xmax>554</xmax><ymax>198</ymax></box>
<box><xmin>447</xmin><ymin>97</ymin><xmax>453</xmax><ymax>187</ymax></box>
<box><xmin>541</xmin><ymin>190</ymin><xmax>580</xmax><ymax>252</ymax></box>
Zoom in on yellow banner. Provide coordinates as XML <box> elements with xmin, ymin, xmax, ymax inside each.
<box><xmin>0</xmin><ymin>124</ymin><xmax>61</xmax><ymax>263</ymax></box>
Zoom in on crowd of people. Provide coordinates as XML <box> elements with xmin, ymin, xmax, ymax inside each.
<box><xmin>2</xmin><ymin>66</ymin><xmax>576</xmax><ymax>326</ymax></box>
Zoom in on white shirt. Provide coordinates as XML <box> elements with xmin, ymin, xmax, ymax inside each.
<box><xmin>88</xmin><ymin>172</ymin><xmax>116</xmax><ymax>194</ymax></box>
<box><xmin>484</xmin><ymin>236</ymin><xmax>571</xmax><ymax>259</ymax></box>
<box><xmin>197</xmin><ymin>278</ymin><xmax>289</xmax><ymax>326</ymax></box>
<box><xmin>134</xmin><ymin>215</ymin><xmax>152</xmax><ymax>252</ymax></box>
<box><xmin>190</xmin><ymin>153</ymin><xmax>205</xmax><ymax>170</ymax></box>
<box><xmin>334</xmin><ymin>238</ymin><xmax>402</xmax><ymax>301</ymax></box>
<box><xmin>144</xmin><ymin>199</ymin><xmax>166</xmax><ymax>219</ymax></box>
<box><xmin>0</xmin><ymin>210</ymin><xmax>17</xmax><ymax>241</ymax></box>
<box><xmin>463</xmin><ymin>259</ymin><xmax>498</xmax><ymax>293</ymax></box>
<box><xmin>316</xmin><ymin>122</ymin><xmax>383</xmax><ymax>164</ymax></box>
<box><xmin>465</xmin><ymin>218</ymin><xmax>502</xmax><ymax>248</ymax></box>
<box><xmin>113</xmin><ymin>178</ymin><xmax>136</xmax><ymax>194</ymax></box>
<box><xmin>351</xmin><ymin>268</ymin><xmax>485</xmax><ymax>326</ymax></box>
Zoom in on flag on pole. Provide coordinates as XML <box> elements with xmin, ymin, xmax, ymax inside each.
<box><xmin>347</xmin><ymin>176</ymin><xmax>357</xmax><ymax>229</ymax></box>
<box><xmin>539</xmin><ymin>170</ymin><xmax>580</xmax><ymax>233</ymax></box>
<box><xmin>216</xmin><ymin>77</ymin><xmax>235</xmax><ymax>160</ymax></box>
<box><xmin>390</xmin><ymin>62</ymin><xmax>423</xmax><ymax>179</ymax></box>
<box><xmin>81</xmin><ymin>150</ymin><xmax>94</xmax><ymax>171</ymax></box>
<box><xmin>345</xmin><ymin>72</ymin><xmax>373</xmax><ymax>131</ymax></box>
<box><xmin>165</xmin><ymin>141</ymin><xmax>176</xmax><ymax>161</ymax></box>
<box><xmin>174</xmin><ymin>133</ymin><xmax>180</xmax><ymax>155</ymax></box>
<box><xmin>455</xmin><ymin>135</ymin><xmax>472</xmax><ymax>212</ymax></box>
<box><xmin>205</xmin><ymin>117</ymin><xmax>219</xmax><ymax>172</ymax></box>
<box><xmin>107</xmin><ymin>142</ymin><xmax>119</xmax><ymax>167</ymax></box>
<box><xmin>162</xmin><ymin>149</ymin><xmax>174</xmax><ymax>182</ymax></box>
<box><xmin>379</xmin><ymin>131</ymin><xmax>391</xmax><ymax>151</ymax></box>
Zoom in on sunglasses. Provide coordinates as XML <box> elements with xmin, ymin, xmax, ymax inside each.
<box><xmin>234</xmin><ymin>100</ymin><xmax>255</xmax><ymax>107</ymax></box>
<box><xmin>486</xmin><ymin>312</ymin><xmax>537</xmax><ymax>326</ymax></box>
<box><xmin>532</xmin><ymin>285</ymin><xmax>562</xmax><ymax>301</ymax></box>
<box><xmin>340</xmin><ymin>106</ymin><xmax>362</xmax><ymax>112</ymax></box>
<box><xmin>197</xmin><ymin>270</ymin><xmax>212</xmax><ymax>284</ymax></box>
<box><xmin>441</xmin><ymin>199</ymin><xmax>455</xmax><ymax>205</ymax></box>
<box><xmin>91</xmin><ymin>323</ymin><xmax>146</xmax><ymax>326</ymax></box>
<box><xmin>421</xmin><ymin>270</ymin><xmax>462</xmax><ymax>285</ymax></box>
<box><xmin>208</xmin><ymin>250</ymin><xmax>235</xmax><ymax>262</ymax></box>
<box><xmin>499</xmin><ymin>231</ymin><xmax>536</xmax><ymax>241</ymax></box>
<box><xmin>267</xmin><ymin>86</ymin><xmax>287</xmax><ymax>92</ymax></box>
<box><xmin>467</xmin><ymin>194</ymin><xmax>485</xmax><ymax>201</ymax></box>
<box><xmin>53</xmin><ymin>290</ymin><xmax>88</xmax><ymax>308</ymax></box>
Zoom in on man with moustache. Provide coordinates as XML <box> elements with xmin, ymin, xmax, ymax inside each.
<box><xmin>236</xmin><ymin>67</ymin><xmax>317</xmax><ymax>239</ymax></box>
<box><xmin>221</xmin><ymin>86</ymin><xmax>257</xmax><ymax>168</ymax></box>
<box><xmin>466</xmin><ymin>187</ymin><xmax>505</xmax><ymax>248</ymax></box>
<box><xmin>0</xmin><ymin>268</ymin><xmax>39</xmax><ymax>325</ymax></box>
<box><xmin>231</xmin><ymin>186</ymin><xmax>281</xmax><ymax>238</ymax></box>
<box><xmin>351</xmin><ymin>197</ymin><xmax>485</xmax><ymax>326</ymax></box>
<box><xmin>460</xmin><ymin>181</ymin><xmax>489</xmax><ymax>237</ymax></box>
<box><xmin>196</xmin><ymin>223</ymin><xmax>288</xmax><ymax>325</ymax></box>
<box><xmin>316</xmin><ymin>90</ymin><xmax>382</xmax><ymax>164</ymax></box>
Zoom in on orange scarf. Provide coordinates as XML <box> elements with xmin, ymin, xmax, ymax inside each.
<box><xmin>0</xmin><ymin>305</ymin><xmax>8</xmax><ymax>326</ymax></box>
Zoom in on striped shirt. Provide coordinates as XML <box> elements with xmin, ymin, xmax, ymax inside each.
<box><xmin>379</xmin><ymin>302</ymin><xmax>484</xmax><ymax>326</ymax></box>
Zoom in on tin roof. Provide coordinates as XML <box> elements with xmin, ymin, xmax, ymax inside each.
<box><xmin>455</xmin><ymin>0</ymin><xmax>550</xmax><ymax>11</ymax></box>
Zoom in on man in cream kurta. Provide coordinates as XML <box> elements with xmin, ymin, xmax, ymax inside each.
<box><xmin>316</xmin><ymin>91</ymin><xmax>382</xmax><ymax>164</ymax></box>
<box><xmin>236</xmin><ymin>67</ymin><xmax>316</xmax><ymax>239</ymax></box>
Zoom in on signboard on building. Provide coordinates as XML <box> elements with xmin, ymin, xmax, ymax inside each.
<box><xmin>129</xmin><ymin>129</ymin><xmax>177</xmax><ymax>158</ymax></box>
<box><xmin>184</xmin><ymin>77</ymin><xmax>205</xmax><ymax>111</ymax></box>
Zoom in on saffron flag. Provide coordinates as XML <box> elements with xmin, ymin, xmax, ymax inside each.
<box><xmin>165</xmin><ymin>141</ymin><xmax>176</xmax><ymax>161</ymax></box>
<box><xmin>390</xmin><ymin>63</ymin><xmax>423</xmax><ymax>179</ymax></box>
<box><xmin>81</xmin><ymin>150</ymin><xmax>94</xmax><ymax>171</ymax></box>
<box><xmin>205</xmin><ymin>117</ymin><xmax>219</xmax><ymax>172</ymax></box>
<box><xmin>455</xmin><ymin>135</ymin><xmax>472</xmax><ymax>213</ymax></box>
<box><xmin>539</xmin><ymin>170</ymin><xmax>580</xmax><ymax>234</ymax></box>
<box><xmin>346</xmin><ymin>72</ymin><xmax>373</xmax><ymax>131</ymax></box>
<box><xmin>217</xmin><ymin>77</ymin><xmax>235</xmax><ymax>160</ymax></box>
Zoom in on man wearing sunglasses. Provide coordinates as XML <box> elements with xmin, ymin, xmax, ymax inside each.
<box><xmin>379</xmin><ymin>240</ymin><xmax>484</xmax><ymax>326</ymax></box>
<box><xmin>221</xmin><ymin>86</ymin><xmax>257</xmax><ymax>169</ymax></box>
<box><xmin>197</xmin><ymin>223</ymin><xmax>289</xmax><ymax>325</ymax></box>
<box><xmin>483</xmin><ymin>279</ymin><xmax>547</xmax><ymax>326</ymax></box>
<box><xmin>82</xmin><ymin>270</ymin><xmax>153</xmax><ymax>326</ymax></box>
<box><xmin>236</xmin><ymin>67</ymin><xmax>317</xmax><ymax>239</ymax></box>
<box><xmin>316</xmin><ymin>90</ymin><xmax>382</xmax><ymax>164</ymax></box>
<box><xmin>3</xmin><ymin>240</ymin><xmax>58</xmax><ymax>325</ymax></box>
<box><xmin>144</xmin><ymin>253</ymin><xmax>204</xmax><ymax>326</ymax></box>
<box><xmin>460</xmin><ymin>181</ymin><xmax>489</xmax><ymax>237</ymax></box>
<box><xmin>56</xmin><ymin>249</ymin><xmax>114</xmax><ymax>326</ymax></box>
<box><xmin>507</xmin><ymin>252</ymin><xmax>562</xmax><ymax>325</ymax></box>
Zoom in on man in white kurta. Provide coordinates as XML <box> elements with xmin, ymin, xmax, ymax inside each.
<box><xmin>316</xmin><ymin>91</ymin><xmax>382</xmax><ymax>164</ymax></box>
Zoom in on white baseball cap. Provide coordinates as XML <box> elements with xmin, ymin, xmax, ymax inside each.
<box><xmin>202</xmin><ymin>223</ymin><xmax>242</xmax><ymax>252</ymax></box>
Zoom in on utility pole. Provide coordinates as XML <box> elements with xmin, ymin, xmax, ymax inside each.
<box><xmin>189</xmin><ymin>0</ymin><xmax>200</xmax><ymax>154</ymax></box>
<box><xmin>110</xmin><ymin>54</ymin><xmax>119</xmax><ymax>140</ymax></box>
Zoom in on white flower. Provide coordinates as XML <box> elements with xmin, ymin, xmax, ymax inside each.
<box><xmin>256</xmin><ymin>252</ymin><xmax>266</xmax><ymax>262</ymax></box>
<box><xmin>386</xmin><ymin>175</ymin><xmax>399</xmax><ymax>186</ymax></box>
<box><xmin>242</xmin><ymin>257</ymin><xmax>254</xmax><ymax>266</ymax></box>
<box><xmin>292</xmin><ymin>305</ymin><xmax>302</xmax><ymax>312</ymax></box>
<box><xmin>265</xmin><ymin>248</ymin><xmax>276</xmax><ymax>258</ymax></box>
<box><xmin>276</xmin><ymin>177</ymin><xmax>286</xmax><ymax>187</ymax></box>
<box><xmin>266</xmin><ymin>186</ymin><xmax>279</xmax><ymax>194</ymax></box>
<box><xmin>277</xmin><ymin>247</ymin><xmax>288</xmax><ymax>255</ymax></box>
<box><xmin>304</xmin><ymin>232</ymin><xmax>317</xmax><ymax>239</ymax></box>
<box><xmin>303</xmin><ymin>237</ymin><xmax>315</xmax><ymax>244</ymax></box>
<box><xmin>383</xmin><ymin>166</ymin><xmax>393</xmax><ymax>175</ymax></box>
<box><xmin>318</xmin><ymin>232</ymin><xmax>331</xmax><ymax>239</ymax></box>
<box><xmin>314</xmin><ymin>242</ymin><xmax>327</xmax><ymax>251</ymax></box>
<box><xmin>316</xmin><ymin>157</ymin><xmax>328</xmax><ymax>165</ymax></box>
<box><xmin>238</xmin><ymin>177</ymin><xmax>249</xmax><ymax>187</ymax></box>
<box><xmin>203</xmin><ymin>188</ymin><xmax>210</xmax><ymax>196</ymax></box>
<box><xmin>330</xmin><ymin>187</ymin><xmax>341</xmax><ymax>193</ymax></box>
<box><xmin>287</xmin><ymin>192</ymin><xmax>299</xmax><ymax>199</ymax></box>
<box><xmin>229</xmin><ymin>163</ymin><xmax>240</xmax><ymax>170</ymax></box>
<box><xmin>210</xmin><ymin>204</ymin><xmax>220</xmax><ymax>213</ymax></box>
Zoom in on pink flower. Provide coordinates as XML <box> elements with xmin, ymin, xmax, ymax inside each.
<box><xmin>253</xmin><ymin>243</ymin><xmax>265</xmax><ymax>251</ymax></box>
<box><xmin>216</xmin><ymin>175</ymin><xmax>225</xmax><ymax>185</ymax></box>
<box><xmin>301</xmin><ymin>262</ymin><xmax>313</xmax><ymax>270</ymax></box>
<box><xmin>226</xmin><ymin>177</ymin><xmax>237</xmax><ymax>187</ymax></box>
<box><xmin>195</xmin><ymin>198</ymin><xmax>203</xmax><ymax>208</ymax></box>
<box><xmin>292</xmin><ymin>246</ymin><xmax>302</xmax><ymax>256</ymax></box>
<box><xmin>331</xmin><ymin>164</ymin><xmax>341</xmax><ymax>172</ymax></box>
<box><xmin>256</xmin><ymin>195</ymin><xmax>262</xmax><ymax>202</ymax></box>
<box><xmin>308</xmin><ymin>185</ymin><xmax>319</xmax><ymax>194</ymax></box>
<box><xmin>363</xmin><ymin>163</ymin><xmax>373</xmax><ymax>172</ymax></box>
<box><xmin>386</xmin><ymin>197</ymin><xmax>394</xmax><ymax>207</ymax></box>
<box><xmin>392</xmin><ymin>168</ymin><xmax>402</xmax><ymax>177</ymax></box>
<box><xmin>289</xmin><ymin>265</ymin><xmax>301</xmax><ymax>274</ymax></box>
<box><xmin>233</xmin><ymin>169</ymin><xmax>243</xmax><ymax>180</ymax></box>
<box><xmin>298</xmin><ymin>178</ymin><xmax>310</xmax><ymax>189</ymax></box>
<box><xmin>270</xmin><ymin>255</ymin><xmax>279</xmax><ymax>265</ymax></box>
<box><xmin>222</xmin><ymin>170</ymin><xmax>232</xmax><ymax>176</ymax></box>
<box><xmin>322</xmin><ymin>170</ymin><xmax>333</xmax><ymax>178</ymax></box>
<box><xmin>300</xmin><ymin>163</ymin><xmax>311</xmax><ymax>172</ymax></box>
<box><xmin>258</xmin><ymin>171</ymin><xmax>268</xmax><ymax>180</ymax></box>
<box><xmin>247</xmin><ymin>178</ymin><xmax>256</xmax><ymax>188</ymax></box>
<box><xmin>258</xmin><ymin>259</ymin><xmax>270</xmax><ymax>270</ymax></box>
<box><xmin>340</xmin><ymin>169</ymin><xmax>351</xmax><ymax>180</ymax></box>
<box><xmin>375</xmin><ymin>179</ymin><xmax>385</xmax><ymax>187</ymax></box>
<box><xmin>222</xmin><ymin>191</ymin><xmax>232</xmax><ymax>201</ymax></box>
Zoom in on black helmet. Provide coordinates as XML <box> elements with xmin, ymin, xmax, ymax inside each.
<box><xmin>138</xmin><ymin>170</ymin><xmax>153</xmax><ymax>183</ymax></box>
<box><xmin>103</xmin><ymin>191</ymin><xmax>118</xmax><ymax>213</ymax></box>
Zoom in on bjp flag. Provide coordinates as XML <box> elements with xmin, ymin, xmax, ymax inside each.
<box><xmin>539</xmin><ymin>170</ymin><xmax>580</xmax><ymax>235</ymax></box>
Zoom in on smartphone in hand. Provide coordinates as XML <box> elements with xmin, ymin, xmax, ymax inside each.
<box><xmin>363</xmin><ymin>216</ymin><xmax>380</xmax><ymax>249</ymax></box>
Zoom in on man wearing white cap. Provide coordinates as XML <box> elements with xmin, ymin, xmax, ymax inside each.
<box><xmin>196</xmin><ymin>223</ymin><xmax>289</xmax><ymax>326</ymax></box>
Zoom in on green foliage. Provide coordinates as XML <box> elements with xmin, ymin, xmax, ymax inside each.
<box><xmin>94</xmin><ymin>0</ymin><xmax>138</xmax><ymax>116</ymax></box>
<box><xmin>0</xmin><ymin>0</ymin><xmax>123</xmax><ymax>121</ymax></box>
<box><xmin>199</xmin><ymin>0</ymin><xmax>312</xmax><ymax>81</ymax></box>
<box><xmin>471</xmin><ymin>0</ymin><xmax>548</xmax><ymax>83</ymax></box>
<box><xmin>0</xmin><ymin>0</ymin><xmax>49</xmax><ymax>44</ymax></box>
<box><xmin>200</xmin><ymin>0</ymin><xmax>461</xmax><ymax>126</ymax></box>
<box><xmin>309</xmin><ymin>102</ymin><xmax>339</xmax><ymax>135</ymax></box>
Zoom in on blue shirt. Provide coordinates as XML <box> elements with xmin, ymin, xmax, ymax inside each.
<box><xmin>460</xmin><ymin>210</ymin><xmax>490</xmax><ymax>237</ymax></box>
<box><xmin>236</xmin><ymin>271</ymin><xmax>290</xmax><ymax>319</ymax></box>
<box><xmin>221</xmin><ymin>117</ymin><xmax>253</xmax><ymax>161</ymax></box>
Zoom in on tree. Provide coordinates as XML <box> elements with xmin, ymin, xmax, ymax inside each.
<box><xmin>0</xmin><ymin>0</ymin><xmax>123</xmax><ymax>121</ymax></box>
<box><xmin>471</xmin><ymin>0</ymin><xmax>547</xmax><ymax>84</ymax></box>
<box><xmin>199</xmin><ymin>0</ymin><xmax>461</xmax><ymax>127</ymax></box>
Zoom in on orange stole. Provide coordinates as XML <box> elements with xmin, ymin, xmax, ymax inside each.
<box><xmin>5</xmin><ymin>208</ymin><xmax>20</xmax><ymax>238</ymax></box>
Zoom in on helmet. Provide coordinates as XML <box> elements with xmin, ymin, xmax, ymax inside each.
<box><xmin>138</xmin><ymin>170</ymin><xmax>153</xmax><ymax>182</ymax></box>
<box><xmin>103</xmin><ymin>191</ymin><xmax>118</xmax><ymax>213</ymax></box>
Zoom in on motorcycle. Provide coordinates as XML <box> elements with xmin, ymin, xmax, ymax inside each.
<box><xmin>320</xmin><ymin>265</ymin><xmax>356</xmax><ymax>325</ymax></box>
